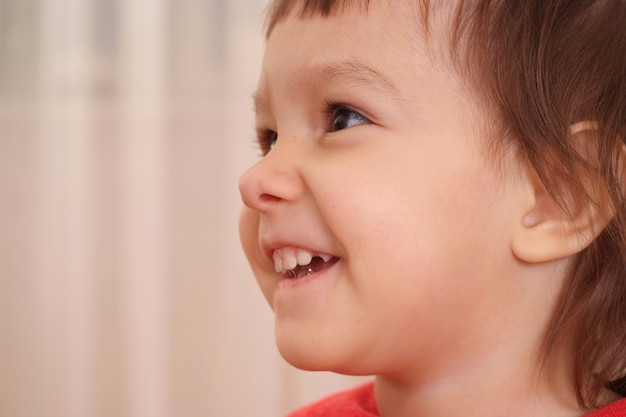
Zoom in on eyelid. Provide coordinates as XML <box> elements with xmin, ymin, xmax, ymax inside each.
<box><xmin>324</xmin><ymin>101</ymin><xmax>373</xmax><ymax>122</ymax></box>
<box><xmin>324</xmin><ymin>102</ymin><xmax>372</xmax><ymax>131</ymax></box>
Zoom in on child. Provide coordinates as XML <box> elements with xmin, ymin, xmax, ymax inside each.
<box><xmin>238</xmin><ymin>0</ymin><xmax>626</xmax><ymax>416</ymax></box>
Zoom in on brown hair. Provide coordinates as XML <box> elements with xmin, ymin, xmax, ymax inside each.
<box><xmin>262</xmin><ymin>0</ymin><xmax>626</xmax><ymax>408</ymax></box>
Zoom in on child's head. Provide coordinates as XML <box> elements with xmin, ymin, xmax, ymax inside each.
<box><xmin>239</xmin><ymin>0</ymin><xmax>626</xmax><ymax>411</ymax></box>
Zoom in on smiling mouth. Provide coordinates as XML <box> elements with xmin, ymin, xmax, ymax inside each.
<box><xmin>272</xmin><ymin>248</ymin><xmax>339</xmax><ymax>279</ymax></box>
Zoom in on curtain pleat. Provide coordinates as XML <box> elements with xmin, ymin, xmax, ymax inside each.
<box><xmin>0</xmin><ymin>1</ymin><xmax>363</xmax><ymax>416</ymax></box>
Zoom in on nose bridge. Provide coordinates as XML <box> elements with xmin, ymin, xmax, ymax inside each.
<box><xmin>238</xmin><ymin>139</ymin><xmax>304</xmax><ymax>210</ymax></box>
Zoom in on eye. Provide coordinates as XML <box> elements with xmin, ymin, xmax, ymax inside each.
<box><xmin>257</xmin><ymin>128</ymin><xmax>277</xmax><ymax>156</ymax></box>
<box><xmin>329</xmin><ymin>105</ymin><xmax>370</xmax><ymax>132</ymax></box>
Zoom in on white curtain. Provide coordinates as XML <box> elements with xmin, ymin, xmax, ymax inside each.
<box><xmin>0</xmin><ymin>0</ymin><xmax>363</xmax><ymax>416</ymax></box>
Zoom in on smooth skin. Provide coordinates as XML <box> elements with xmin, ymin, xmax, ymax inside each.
<box><xmin>239</xmin><ymin>1</ymin><xmax>611</xmax><ymax>416</ymax></box>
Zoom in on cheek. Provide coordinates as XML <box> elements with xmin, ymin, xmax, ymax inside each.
<box><xmin>319</xmin><ymin>149</ymin><xmax>508</xmax><ymax>297</ymax></box>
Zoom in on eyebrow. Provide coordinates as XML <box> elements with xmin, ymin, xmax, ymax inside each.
<box><xmin>253</xmin><ymin>59</ymin><xmax>402</xmax><ymax>113</ymax></box>
<box><xmin>310</xmin><ymin>60</ymin><xmax>400</xmax><ymax>96</ymax></box>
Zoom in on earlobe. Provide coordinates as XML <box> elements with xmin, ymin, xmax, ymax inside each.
<box><xmin>511</xmin><ymin>122</ymin><xmax>614</xmax><ymax>264</ymax></box>
<box><xmin>511</xmin><ymin>174</ymin><xmax>591</xmax><ymax>264</ymax></box>
<box><xmin>512</xmin><ymin>199</ymin><xmax>608</xmax><ymax>264</ymax></box>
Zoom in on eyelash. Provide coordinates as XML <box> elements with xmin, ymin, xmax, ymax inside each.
<box><xmin>256</xmin><ymin>103</ymin><xmax>369</xmax><ymax>156</ymax></box>
<box><xmin>256</xmin><ymin>129</ymin><xmax>278</xmax><ymax>156</ymax></box>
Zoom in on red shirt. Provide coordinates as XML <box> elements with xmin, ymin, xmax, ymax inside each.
<box><xmin>286</xmin><ymin>383</ymin><xmax>626</xmax><ymax>417</ymax></box>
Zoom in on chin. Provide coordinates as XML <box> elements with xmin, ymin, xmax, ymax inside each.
<box><xmin>277</xmin><ymin>335</ymin><xmax>327</xmax><ymax>371</ymax></box>
<box><xmin>276</xmin><ymin>334</ymin><xmax>367</xmax><ymax>375</ymax></box>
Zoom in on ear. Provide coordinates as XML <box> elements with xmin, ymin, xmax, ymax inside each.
<box><xmin>511</xmin><ymin>122</ymin><xmax>614</xmax><ymax>263</ymax></box>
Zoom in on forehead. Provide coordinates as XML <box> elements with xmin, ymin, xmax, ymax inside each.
<box><xmin>266</xmin><ymin>0</ymin><xmax>421</xmax><ymax>41</ymax></box>
<box><xmin>264</xmin><ymin>0</ymin><xmax>460</xmax><ymax>41</ymax></box>
<box><xmin>264</xmin><ymin>0</ymin><xmax>448</xmax><ymax>39</ymax></box>
<box><xmin>256</xmin><ymin>0</ymin><xmax>458</xmax><ymax>109</ymax></box>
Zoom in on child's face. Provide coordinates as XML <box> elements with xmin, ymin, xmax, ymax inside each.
<box><xmin>240</xmin><ymin>2</ymin><xmax>538</xmax><ymax>377</ymax></box>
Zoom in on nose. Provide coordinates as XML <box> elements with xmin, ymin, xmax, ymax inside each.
<box><xmin>238</xmin><ymin>142</ymin><xmax>304</xmax><ymax>211</ymax></box>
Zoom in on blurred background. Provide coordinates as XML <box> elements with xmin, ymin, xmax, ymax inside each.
<box><xmin>0</xmin><ymin>0</ymin><xmax>364</xmax><ymax>416</ymax></box>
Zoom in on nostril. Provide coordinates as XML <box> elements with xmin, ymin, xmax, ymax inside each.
<box><xmin>259</xmin><ymin>194</ymin><xmax>282</xmax><ymax>204</ymax></box>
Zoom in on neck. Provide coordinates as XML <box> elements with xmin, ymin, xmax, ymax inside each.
<box><xmin>375</xmin><ymin>345</ymin><xmax>581</xmax><ymax>417</ymax></box>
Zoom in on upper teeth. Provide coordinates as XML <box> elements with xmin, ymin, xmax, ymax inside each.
<box><xmin>272</xmin><ymin>248</ymin><xmax>332</xmax><ymax>273</ymax></box>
